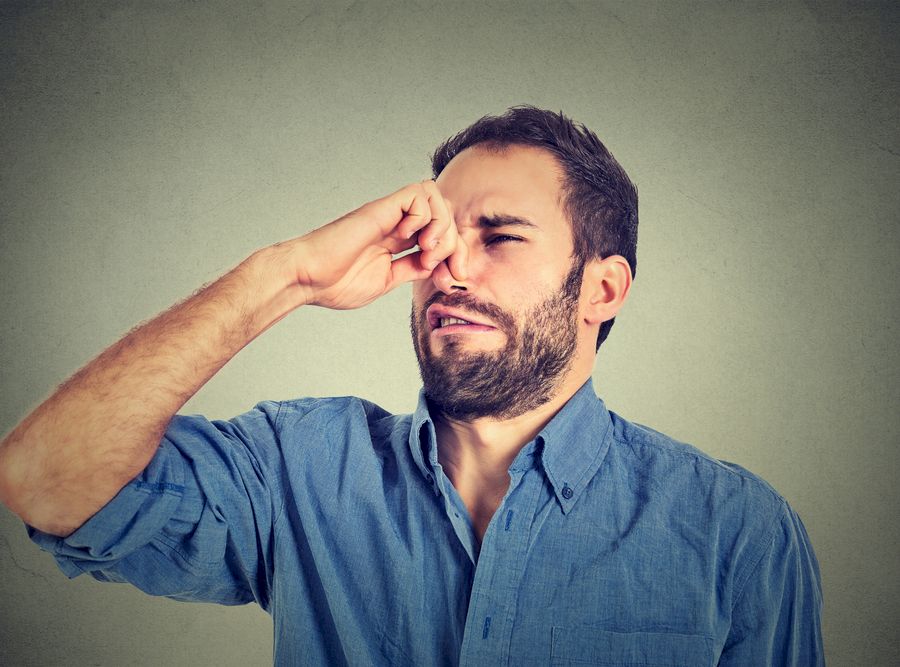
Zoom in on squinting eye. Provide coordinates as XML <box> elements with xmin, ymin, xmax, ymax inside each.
<box><xmin>485</xmin><ymin>235</ymin><xmax>522</xmax><ymax>246</ymax></box>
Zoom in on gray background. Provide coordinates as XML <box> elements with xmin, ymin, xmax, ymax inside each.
<box><xmin>1</xmin><ymin>1</ymin><xmax>897</xmax><ymax>665</ymax></box>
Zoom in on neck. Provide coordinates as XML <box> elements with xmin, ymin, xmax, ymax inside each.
<box><xmin>432</xmin><ymin>369</ymin><xmax>592</xmax><ymax>489</ymax></box>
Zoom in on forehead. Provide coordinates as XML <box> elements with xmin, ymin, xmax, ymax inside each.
<box><xmin>435</xmin><ymin>144</ymin><xmax>568</xmax><ymax>233</ymax></box>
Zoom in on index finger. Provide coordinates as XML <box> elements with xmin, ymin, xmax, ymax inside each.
<box><xmin>446</xmin><ymin>230</ymin><xmax>469</xmax><ymax>281</ymax></box>
<box><xmin>416</xmin><ymin>179</ymin><xmax>462</xmax><ymax>269</ymax></box>
<box><xmin>427</xmin><ymin>180</ymin><xmax>468</xmax><ymax>280</ymax></box>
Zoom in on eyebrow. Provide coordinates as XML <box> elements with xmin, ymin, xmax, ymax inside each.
<box><xmin>476</xmin><ymin>214</ymin><xmax>539</xmax><ymax>230</ymax></box>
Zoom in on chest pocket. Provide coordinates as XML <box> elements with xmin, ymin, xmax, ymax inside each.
<box><xmin>550</xmin><ymin>626</ymin><xmax>714</xmax><ymax>666</ymax></box>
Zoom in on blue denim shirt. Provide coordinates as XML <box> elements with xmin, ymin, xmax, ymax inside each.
<box><xmin>27</xmin><ymin>381</ymin><xmax>824</xmax><ymax>665</ymax></box>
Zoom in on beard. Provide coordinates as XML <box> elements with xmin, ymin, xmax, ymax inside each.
<box><xmin>410</xmin><ymin>260</ymin><xmax>584</xmax><ymax>421</ymax></box>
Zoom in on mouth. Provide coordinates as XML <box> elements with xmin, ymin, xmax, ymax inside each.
<box><xmin>426</xmin><ymin>304</ymin><xmax>499</xmax><ymax>336</ymax></box>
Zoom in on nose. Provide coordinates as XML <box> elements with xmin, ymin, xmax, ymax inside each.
<box><xmin>429</xmin><ymin>225</ymin><xmax>476</xmax><ymax>294</ymax></box>
<box><xmin>431</xmin><ymin>261</ymin><xmax>468</xmax><ymax>295</ymax></box>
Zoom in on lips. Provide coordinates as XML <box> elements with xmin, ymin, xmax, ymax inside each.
<box><xmin>426</xmin><ymin>304</ymin><xmax>495</xmax><ymax>331</ymax></box>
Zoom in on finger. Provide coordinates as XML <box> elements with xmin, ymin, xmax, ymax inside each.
<box><xmin>415</xmin><ymin>180</ymin><xmax>452</xmax><ymax>251</ymax></box>
<box><xmin>382</xmin><ymin>233</ymin><xmax>419</xmax><ymax>256</ymax></box>
<box><xmin>446</xmin><ymin>229</ymin><xmax>469</xmax><ymax>281</ymax></box>
<box><xmin>419</xmin><ymin>228</ymin><xmax>457</xmax><ymax>271</ymax></box>
<box><xmin>418</xmin><ymin>180</ymin><xmax>461</xmax><ymax>269</ymax></box>
<box><xmin>391</xmin><ymin>183</ymin><xmax>435</xmax><ymax>241</ymax></box>
<box><xmin>386</xmin><ymin>251</ymin><xmax>435</xmax><ymax>290</ymax></box>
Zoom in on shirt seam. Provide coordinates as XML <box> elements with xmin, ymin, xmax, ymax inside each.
<box><xmin>614</xmin><ymin>431</ymin><xmax>785</xmax><ymax>506</ymax></box>
<box><xmin>728</xmin><ymin>499</ymin><xmax>785</xmax><ymax>613</ymax></box>
<box><xmin>271</xmin><ymin>400</ymin><xmax>287</xmax><ymax>529</ymax></box>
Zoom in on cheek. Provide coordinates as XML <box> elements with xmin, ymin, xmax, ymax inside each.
<box><xmin>491</xmin><ymin>291</ymin><xmax>543</xmax><ymax>331</ymax></box>
<box><xmin>488</xmin><ymin>266</ymin><xmax>558</xmax><ymax>307</ymax></box>
<box><xmin>490</xmin><ymin>248</ymin><xmax>562</xmax><ymax>283</ymax></box>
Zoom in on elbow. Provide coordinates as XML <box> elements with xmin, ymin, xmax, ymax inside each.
<box><xmin>0</xmin><ymin>435</ymin><xmax>33</xmax><ymax>526</ymax></box>
<box><xmin>0</xmin><ymin>434</ymin><xmax>81</xmax><ymax>537</ymax></box>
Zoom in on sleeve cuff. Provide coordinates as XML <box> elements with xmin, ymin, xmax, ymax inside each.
<box><xmin>24</xmin><ymin>439</ymin><xmax>189</xmax><ymax>578</ymax></box>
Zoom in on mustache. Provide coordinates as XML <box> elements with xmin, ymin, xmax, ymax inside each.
<box><xmin>420</xmin><ymin>291</ymin><xmax>516</xmax><ymax>332</ymax></box>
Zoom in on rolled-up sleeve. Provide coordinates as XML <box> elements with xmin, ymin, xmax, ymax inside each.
<box><xmin>26</xmin><ymin>400</ymin><xmax>284</xmax><ymax>610</ymax></box>
<box><xmin>718</xmin><ymin>501</ymin><xmax>825</xmax><ymax>665</ymax></box>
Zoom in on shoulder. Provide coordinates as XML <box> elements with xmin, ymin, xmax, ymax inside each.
<box><xmin>605</xmin><ymin>408</ymin><xmax>790</xmax><ymax>527</ymax></box>
<box><xmin>272</xmin><ymin>395</ymin><xmax>409</xmax><ymax>437</ymax></box>
<box><xmin>603</xmin><ymin>409</ymin><xmax>814</xmax><ymax>591</ymax></box>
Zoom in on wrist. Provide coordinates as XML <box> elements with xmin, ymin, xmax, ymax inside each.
<box><xmin>242</xmin><ymin>243</ymin><xmax>312</xmax><ymax>334</ymax></box>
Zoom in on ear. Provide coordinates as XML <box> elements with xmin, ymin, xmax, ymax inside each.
<box><xmin>581</xmin><ymin>255</ymin><xmax>633</xmax><ymax>325</ymax></box>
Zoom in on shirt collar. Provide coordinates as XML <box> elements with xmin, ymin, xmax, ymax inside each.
<box><xmin>535</xmin><ymin>379</ymin><xmax>613</xmax><ymax>513</ymax></box>
<box><xmin>410</xmin><ymin>393</ymin><xmax>440</xmax><ymax>486</ymax></box>
<box><xmin>408</xmin><ymin>379</ymin><xmax>614</xmax><ymax>513</ymax></box>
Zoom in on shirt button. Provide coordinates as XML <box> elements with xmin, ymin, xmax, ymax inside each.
<box><xmin>562</xmin><ymin>485</ymin><xmax>574</xmax><ymax>499</ymax></box>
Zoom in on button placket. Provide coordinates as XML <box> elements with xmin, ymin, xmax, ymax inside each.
<box><xmin>497</xmin><ymin>468</ymin><xmax>546</xmax><ymax>664</ymax></box>
<box><xmin>458</xmin><ymin>467</ymin><xmax>543</xmax><ymax>666</ymax></box>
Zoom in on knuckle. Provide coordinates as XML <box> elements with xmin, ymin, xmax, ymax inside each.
<box><xmin>421</xmin><ymin>178</ymin><xmax>441</xmax><ymax>199</ymax></box>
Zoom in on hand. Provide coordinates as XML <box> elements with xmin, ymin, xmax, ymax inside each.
<box><xmin>270</xmin><ymin>180</ymin><xmax>468</xmax><ymax>310</ymax></box>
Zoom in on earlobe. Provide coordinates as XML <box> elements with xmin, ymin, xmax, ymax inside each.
<box><xmin>582</xmin><ymin>255</ymin><xmax>632</xmax><ymax>325</ymax></box>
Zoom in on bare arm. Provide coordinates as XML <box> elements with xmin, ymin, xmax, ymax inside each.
<box><xmin>0</xmin><ymin>179</ymin><xmax>464</xmax><ymax>537</ymax></box>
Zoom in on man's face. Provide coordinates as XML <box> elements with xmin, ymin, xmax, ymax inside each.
<box><xmin>411</xmin><ymin>144</ymin><xmax>585</xmax><ymax>420</ymax></box>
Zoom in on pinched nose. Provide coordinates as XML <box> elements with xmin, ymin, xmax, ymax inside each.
<box><xmin>431</xmin><ymin>260</ymin><xmax>468</xmax><ymax>295</ymax></box>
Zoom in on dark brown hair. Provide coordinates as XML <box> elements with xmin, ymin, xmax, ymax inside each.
<box><xmin>430</xmin><ymin>105</ymin><xmax>638</xmax><ymax>351</ymax></box>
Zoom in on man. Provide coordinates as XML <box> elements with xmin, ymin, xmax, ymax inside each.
<box><xmin>0</xmin><ymin>106</ymin><xmax>823</xmax><ymax>665</ymax></box>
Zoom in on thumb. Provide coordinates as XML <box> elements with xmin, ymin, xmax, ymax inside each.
<box><xmin>386</xmin><ymin>251</ymin><xmax>434</xmax><ymax>291</ymax></box>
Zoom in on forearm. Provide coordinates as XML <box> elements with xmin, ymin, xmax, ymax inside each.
<box><xmin>0</xmin><ymin>179</ymin><xmax>458</xmax><ymax>538</ymax></box>
<box><xmin>0</xmin><ymin>246</ymin><xmax>303</xmax><ymax>537</ymax></box>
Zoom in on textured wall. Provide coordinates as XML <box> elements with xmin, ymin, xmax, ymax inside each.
<box><xmin>1</xmin><ymin>1</ymin><xmax>897</xmax><ymax>665</ymax></box>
